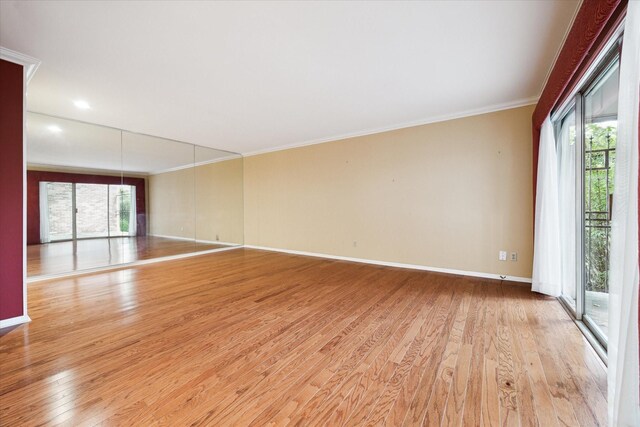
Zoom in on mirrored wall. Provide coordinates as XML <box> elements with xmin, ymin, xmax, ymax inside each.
<box><xmin>26</xmin><ymin>112</ymin><xmax>243</xmax><ymax>278</ymax></box>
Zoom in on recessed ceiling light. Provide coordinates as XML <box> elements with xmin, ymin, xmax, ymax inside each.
<box><xmin>73</xmin><ymin>100</ymin><xmax>91</xmax><ymax>109</ymax></box>
<box><xmin>48</xmin><ymin>125</ymin><xmax>62</xmax><ymax>133</ymax></box>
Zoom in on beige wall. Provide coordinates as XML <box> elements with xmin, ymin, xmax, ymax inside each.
<box><xmin>149</xmin><ymin>167</ymin><xmax>195</xmax><ymax>239</ymax></box>
<box><xmin>148</xmin><ymin>158</ymin><xmax>244</xmax><ymax>244</ymax></box>
<box><xmin>243</xmin><ymin>105</ymin><xmax>534</xmax><ymax>278</ymax></box>
<box><xmin>195</xmin><ymin>158</ymin><xmax>244</xmax><ymax>244</ymax></box>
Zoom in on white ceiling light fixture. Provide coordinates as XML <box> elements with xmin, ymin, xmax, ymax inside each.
<box><xmin>73</xmin><ymin>99</ymin><xmax>91</xmax><ymax>110</ymax></box>
<box><xmin>47</xmin><ymin>125</ymin><xmax>62</xmax><ymax>133</ymax></box>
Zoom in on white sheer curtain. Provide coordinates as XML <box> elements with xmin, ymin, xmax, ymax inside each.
<box><xmin>532</xmin><ymin>117</ymin><xmax>562</xmax><ymax>296</ymax></box>
<box><xmin>39</xmin><ymin>182</ymin><xmax>50</xmax><ymax>244</ymax></box>
<box><xmin>557</xmin><ymin>113</ymin><xmax>576</xmax><ymax>301</ymax></box>
<box><xmin>608</xmin><ymin>2</ymin><xmax>640</xmax><ymax>425</ymax></box>
<box><xmin>128</xmin><ymin>186</ymin><xmax>137</xmax><ymax>236</ymax></box>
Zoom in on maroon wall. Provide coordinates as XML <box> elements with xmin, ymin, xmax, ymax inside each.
<box><xmin>0</xmin><ymin>59</ymin><xmax>24</xmax><ymax>321</ymax></box>
<box><xmin>27</xmin><ymin>171</ymin><xmax>147</xmax><ymax>245</ymax></box>
<box><xmin>532</xmin><ymin>0</ymin><xmax>625</xmax><ymax>205</ymax></box>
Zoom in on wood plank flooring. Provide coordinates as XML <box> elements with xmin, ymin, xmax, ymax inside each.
<box><xmin>27</xmin><ymin>236</ymin><xmax>229</xmax><ymax>277</ymax></box>
<box><xmin>1</xmin><ymin>249</ymin><xmax>607</xmax><ymax>426</ymax></box>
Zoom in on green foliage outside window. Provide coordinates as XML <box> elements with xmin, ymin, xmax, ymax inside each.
<box><xmin>584</xmin><ymin>122</ymin><xmax>616</xmax><ymax>294</ymax></box>
<box><xmin>119</xmin><ymin>189</ymin><xmax>131</xmax><ymax>233</ymax></box>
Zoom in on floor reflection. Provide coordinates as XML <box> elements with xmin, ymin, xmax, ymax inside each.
<box><xmin>27</xmin><ymin>236</ymin><xmax>230</xmax><ymax>277</ymax></box>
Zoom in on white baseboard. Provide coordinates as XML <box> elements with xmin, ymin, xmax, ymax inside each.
<box><xmin>243</xmin><ymin>245</ymin><xmax>532</xmax><ymax>284</ymax></box>
<box><xmin>0</xmin><ymin>315</ymin><xmax>31</xmax><ymax>329</ymax></box>
<box><xmin>25</xmin><ymin>242</ymin><xmax>531</xmax><ymax>286</ymax></box>
<box><xmin>148</xmin><ymin>233</ymin><xmax>239</xmax><ymax>247</ymax></box>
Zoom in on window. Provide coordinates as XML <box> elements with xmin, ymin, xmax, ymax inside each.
<box><xmin>554</xmin><ymin>40</ymin><xmax>621</xmax><ymax>349</ymax></box>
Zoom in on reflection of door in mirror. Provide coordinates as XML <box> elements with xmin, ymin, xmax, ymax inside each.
<box><xmin>76</xmin><ymin>183</ymin><xmax>109</xmax><ymax>239</ymax></box>
<box><xmin>109</xmin><ymin>185</ymin><xmax>136</xmax><ymax>237</ymax></box>
<box><xmin>39</xmin><ymin>182</ymin><xmax>137</xmax><ymax>242</ymax></box>
<box><xmin>39</xmin><ymin>182</ymin><xmax>73</xmax><ymax>243</ymax></box>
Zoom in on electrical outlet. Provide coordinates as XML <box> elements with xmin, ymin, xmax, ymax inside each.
<box><xmin>353</xmin><ymin>241</ymin><xmax>357</xmax><ymax>247</ymax></box>
<box><xmin>216</xmin><ymin>234</ymin><xmax>219</xmax><ymax>241</ymax></box>
<box><xmin>499</xmin><ymin>251</ymin><xmax>507</xmax><ymax>261</ymax></box>
<box><xmin>510</xmin><ymin>252</ymin><xmax>518</xmax><ymax>261</ymax></box>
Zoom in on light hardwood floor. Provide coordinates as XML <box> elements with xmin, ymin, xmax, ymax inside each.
<box><xmin>1</xmin><ymin>249</ymin><xmax>607</xmax><ymax>426</ymax></box>
<box><xmin>27</xmin><ymin>236</ymin><xmax>229</xmax><ymax>277</ymax></box>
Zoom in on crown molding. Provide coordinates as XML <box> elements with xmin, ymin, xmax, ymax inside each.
<box><xmin>148</xmin><ymin>154</ymin><xmax>242</xmax><ymax>176</ymax></box>
<box><xmin>243</xmin><ymin>96</ymin><xmax>538</xmax><ymax>157</ymax></box>
<box><xmin>0</xmin><ymin>47</ymin><xmax>40</xmax><ymax>84</ymax></box>
<box><xmin>27</xmin><ymin>162</ymin><xmax>149</xmax><ymax>178</ymax></box>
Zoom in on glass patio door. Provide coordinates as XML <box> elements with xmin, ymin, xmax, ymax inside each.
<box><xmin>108</xmin><ymin>184</ymin><xmax>136</xmax><ymax>237</ymax></box>
<box><xmin>41</xmin><ymin>182</ymin><xmax>136</xmax><ymax>242</ymax></box>
<box><xmin>581</xmin><ymin>58</ymin><xmax>619</xmax><ymax>343</ymax></box>
<box><xmin>42</xmin><ymin>182</ymin><xmax>74</xmax><ymax>242</ymax></box>
<box><xmin>555</xmin><ymin>45</ymin><xmax>620</xmax><ymax>350</ymax></box>
<box><xmin>75</xmin><ymin>183</ymin><xmax>109</xmax><ymax>239</ymax></box>
<box><xmin>557</xmin><ymin>108</ymin><xmax>577</xmax><ymax>311</ymax></box>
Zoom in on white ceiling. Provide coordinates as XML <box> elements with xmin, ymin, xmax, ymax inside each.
<box><xmin>27</xmin><ymin>112</ymin><xmax>236</xmax><ymax>174</ymax></box>
<box><xmin>1</xmin><ymin>1</ymin><xmax>579</xmax><ymax>154</ymax></box>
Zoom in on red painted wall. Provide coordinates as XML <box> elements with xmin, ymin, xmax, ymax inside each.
<box><xmin>532</xmin><ymin>0</ymin><xmax>625</xmax><ymax>205</ymax></box>
<box><xmin>0</xmin><ymin>59</ymin><xmax>24</xmax><ymax>321</ymax></box>
<box><xmin>26</xmin><ymin>171</ymin><xmax>147</xmax><ymax>245</ymax></box>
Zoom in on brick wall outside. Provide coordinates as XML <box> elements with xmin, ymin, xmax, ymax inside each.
<box><xmin>47</xmin><ymin>182</ymin><xmax>72</xmax><ymax>240</ymax></box>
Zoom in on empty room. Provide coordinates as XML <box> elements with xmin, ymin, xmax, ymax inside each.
<box><xmin>0</xmin><ymin>1</ymin><xmax>638</xmax><ymax>425</ymax></box>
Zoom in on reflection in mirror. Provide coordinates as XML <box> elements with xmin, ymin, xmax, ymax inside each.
<box><xmin>26</xmin><ymin>113</ymin><xmax>243</xmax><ymax>279</ymax></box>
<box><xmin>123</xmin><ymin>131</ymin><xmax>198</xmax><ymax>261</ymax></box>
<box><xmin>195</xmin><ymin>146</ymin><xmax>244</xmax><ymax>246</ymax></box>
<box><xmin>27</xmin><ymin>112</ymin><xmax>126</xmax><ymax>276</ymax></box>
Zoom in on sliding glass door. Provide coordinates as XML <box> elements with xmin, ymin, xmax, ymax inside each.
<box><xmin>556</xmin><ymin>46</ymin><xmax>620</xmax><ymax>348</ymax></box>
<box><xmin>557</xmin><ymin>108</ymin><xmax>577</xmax><ymax>311</ymax></box>
<box><xmin>41</xmin><ymin>182</ymin><xmax>137</xmax><ymax>242</ymax></box>
<box><xmin>76</xmin><ymin>184</ymin><xmax>109</xmax><ymax>239</ymax></box>
<box><xmin>582</xmin><ymin>58</ymin><xmax>619</xmax><ymax>341</ymax></box>
<box><xmin>43</xmin><ymin>182</ymin><xmax>74</xmax><ymax>242</ymax></box>
<box><xmin>109</xmin><ymin>185</ymin><xmax>136</xmax><ymax>237</ymax></box>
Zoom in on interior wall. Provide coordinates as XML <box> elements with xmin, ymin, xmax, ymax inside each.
<box><xmin>0</xmin><ymin>59</ymin><xmax>24</xmax><ymax>321</ymax></box>
<box><xmin>148</xmin><ymin>167</ymin><xmax>195</xmax><ymax>239</ymax></box>
<box><xmin>195</xmin><ymin>158</ymin><xmax>244</xmax><ymax>244</ymax></box>
<box><xmin>243</xmin><ymin>105</ymin><xmax>535</xmax><ymax>279</ymax></box>
<box><xmin>148</xmin><ymin>158</ymin><xmax>244</xmax><ymax>244</ymax></box>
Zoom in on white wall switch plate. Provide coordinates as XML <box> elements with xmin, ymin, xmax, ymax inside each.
<box><xmin>499</xmin><ymin>251</ymin><xmax>507</xmax><ymax>261</ymax></box>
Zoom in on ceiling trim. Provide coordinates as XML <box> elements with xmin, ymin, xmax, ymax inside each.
<box><xmin>28</xmin><ymin>156</ymin><xmax>242</xmax><ymax>177</ymax></box>
<box><xmin>27</xmin><ymin>162</ymin><xmax>148</xmax><ymax>178</ymax></box>
<box><xmin>0</xmin><ymin>46</ymin><xmax>40</xmax><ymax>84</ymax></box>
<box><xmin>243</xmin><ymin>96</ymin><xmax>538</xmax><ymax>157</ymax></box>
<box><xmin>148</xmin><ymin>154</ymin><xmax>243</xmax><ymax>176</ymax></box>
